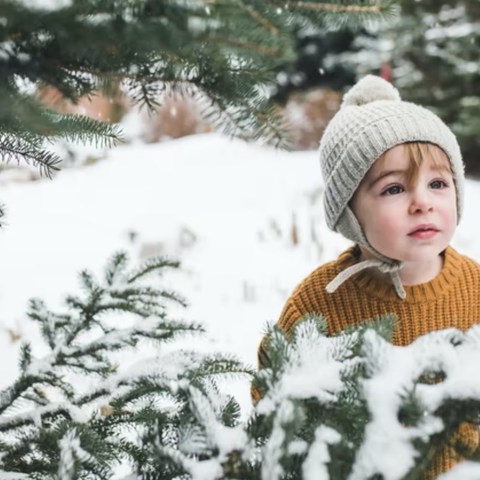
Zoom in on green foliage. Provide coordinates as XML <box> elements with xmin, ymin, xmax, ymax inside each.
<box><xmin>0</xmin><ymin>251</ymin><xmax>251</xmax><ymax>478</ymax></box>
<box><xmin>372</xmin><ymin>1</ymin><xmax>480</xmax><ymax>176</ymax></box>
<box><xmin>250</xmin><ymin>316</ymin><xmax>480</xmax><ymax>479</ymax></box>
<box><xmin>250</xmin><ymin>315</ymin><xmax>394</xmax><ymax>479</ymax></box>
<box><xmin>0</xmin><ymin>0</ymin><xmax>396</xmax><ymax>173</ymax></box>
<box><xmin>5</xmin><ymin>261</ymin><xmax>480</xmax><ymax>478</ymax></box>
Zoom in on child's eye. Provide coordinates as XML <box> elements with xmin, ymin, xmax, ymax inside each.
<box><xmin>381</xmin><ymin>185</ymin><xmax>404</xmax><ymax>196</ymax></box>
<box><xmin>430</xmin><ymin>179</ymin><xmax>448</xmax><ymax>189</ymax></box>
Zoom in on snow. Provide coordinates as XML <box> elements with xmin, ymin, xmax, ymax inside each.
<box><xmin>261</xmin><ymin>401</ymin><xmax>293</xmax><ymax>480</ymax></box>
<box><xmin>188</xmin><ymin>386</ymin><xmax>248</xmax><ymax>457</ymax></box>
<box><xmin>0</xmin><ymin>133</ymin><xmax>354</xmax><ymax>414</ymax></box>
<box><xmin>0</xmin><ymin>474</ymin><xmax>29</xmax><ymax>479</ymax></box>
<box><xmin>303</xmin><ymin>426</ymin><xmax>341</xmax><ymax>480</ymax></box>
<box><xmin>58</xmin><ymin>429</ymin><xmax>96</xmax><ymax>480</ymax></box>
<box><xmin>256</xmin><ymin>320</ymin><xmax>360</xmax><ymax>415</ymax></box>
<box><xmin>0</xmin><ymin>132</ymin><xmax>480</xmax><ymax>476</ymax></box>
<box><xmin>96</xmin><ymin>350</ymin><xmax>199</xmax><ymax>398</ymax></box>
<box><xmin>350</xmin><ymin>330</ymin><xmax>443</xmax><ymax>480</ymax></box>
<box><xmin>437</xmin><ymin>461</ymin><xmax>480</xmax><ymax>479</ymax></box>
<box><xmin>18</xmin><ymin>0</ymin><xmax>72</xmax><ymax>10</ymax></box>
<box><xmin>349</xmin><ymin>327</ymin><xmax>480</xmax><ymax>480</ymax></box>
<box><xmin>0</xmin><ymin>402</ymin><xmax>88</xmax><ymax>429</ymax></box>
<box><xmin>156</xmin><ymin>444</ymin><xmax>223</xmax><ymax>480</ymax></box>
<box><xmin>425</xmin><ymin>22</ymin><xmax>478</xmax><ymax>40</ymax></box>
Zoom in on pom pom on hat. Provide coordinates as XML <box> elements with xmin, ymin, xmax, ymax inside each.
<box><xmin>342</xmin><ymin>74</ymin><xmax>401</xmax><ymax>107</ymax></box>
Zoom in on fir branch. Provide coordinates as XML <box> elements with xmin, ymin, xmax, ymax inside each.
<box><xmin>0</xmin><ymin>403</ymin><xmax>85</xmax><ymax>433</ymax></box>
<box><xmin>187</xmin><ymin>354</ymin><xmax>254</xmax><ymax>383</ymax></box>
<box><xmin>103</xmin><ymin>251</ymin><xmax>129</xmax><ymax>287</ymax></box>
<box><xmin>0</xmin><ymin>134</ymin><xmax>61</xmax><ymax>178</ymax></box>
<box><xmin>127</xmin><ymin>287</ymin><xmax>187</xmax><ymax>309</ymax></box>
<box><xmin>0</xmin><ymin>373</ymin><xmax>58</xmax><ymax>416</ymax></box>
<box><xmin>279</xmin><ymin>1</ymin><xmax>388</xmax><ymax>13</ymax></box>
<box><xmin>127</xmin><ymin>256</ymin><xmax>181</xmax><ymax>284</ymax></box>
<box><xmin>207</xmin><ymin>35</ymin><xmax>284</xmax><ymax>56</ymax></box>
<box><xmin>42</xmin><ymin>111</ymin><xmax>123</xmax><ymax>149</ymax></box>
<box><xmin>240</xmin><ymin>4</ymin><xmax>280</xmax><ymax>34</ymax></box>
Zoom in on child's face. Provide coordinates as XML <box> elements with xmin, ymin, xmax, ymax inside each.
<box><xmin>350</xmin><ymin>144</ymin><xmax>457</xmax><ymax>264</ymax></box>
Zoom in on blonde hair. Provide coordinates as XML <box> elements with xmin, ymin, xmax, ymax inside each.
<box><xmin>376</xmin><ymin>142</ymin><xmax>452</xmax><ymax>188</ymax></box>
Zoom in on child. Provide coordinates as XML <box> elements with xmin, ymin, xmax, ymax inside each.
<box><xmin>255</xmin><ymin>75</ymin><xmax>480</xmax><ymax>478</ymax></box>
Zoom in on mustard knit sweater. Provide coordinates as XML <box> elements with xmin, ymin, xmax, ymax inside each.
<box><xmin>256</xmin><ymin>245</ymin><xmax>480</xmax><ymax>479</ymax></box>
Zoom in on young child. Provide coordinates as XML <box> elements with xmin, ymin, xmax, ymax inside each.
<box><xmin>255</xmin><ymin>75</ymin><xmax>480</xmax><ymax>478</ymax></box>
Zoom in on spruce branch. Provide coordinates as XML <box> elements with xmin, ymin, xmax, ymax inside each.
<box><xmin>240</xmin><ymin>4</ymin><xmax>280</xmax><ymax>34</ymax></box>
<box><xmin>280</xmin><ymin>1</ymin><xmax>389</xmax><ymax>13</ymax></box>
<box><xmin>207</xmin><ymin>35</ymin><xmax>284</xmax><ymax>56</ymax></box>
<box><xmin>0</xmin><ymin>403</ymin><xmax>86</xmax><ymax>433</ymax></box>
<box><xmin>0</xmin><ymin>134</ymin><xmax>61</xmax><ymax>178</ymax></box>
<box><xmin>127</xmin><ymin>256</ymin><xmax>181</xmax><ymax>284</ymax></box>
<box><xmin>0</xmin><ymin>250</ymin><xmax>253</xmax><ymax>478</ymax></box>
<box><xmin>42</xmin><ymin>111</ymin><xmax>123</xmax><ymax>149</ymax></box>
<box><xmin>0</xmin><ymin>0</ymin><xmax>396</xmax><ymax>166</ymax></box>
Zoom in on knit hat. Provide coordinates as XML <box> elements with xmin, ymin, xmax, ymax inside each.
<box><xmin>319</xmin><ymin>75</ymin><xmax>465</xmax><ymax>299</ymax></box>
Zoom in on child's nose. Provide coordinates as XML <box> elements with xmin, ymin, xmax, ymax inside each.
<box><xmin>408</xmin><ymin>189</ymin><xmax>434</xmax><ymax>215</ymax></box>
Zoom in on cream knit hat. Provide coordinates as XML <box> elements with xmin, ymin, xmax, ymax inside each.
<box><xmin>319</xmin><ymin>75</ymin><xmax>465</xmax><ymax>299</ymax></box>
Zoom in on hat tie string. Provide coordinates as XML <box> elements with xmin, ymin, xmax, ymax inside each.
<box><xmin>326</xmin><ymin>258</ymin><xmax>406</xmax><ymax>299</ymax></box>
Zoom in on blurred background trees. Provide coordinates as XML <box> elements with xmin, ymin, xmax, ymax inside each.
<box><xmin>0</xmin><ymin>0</ymin><xmax>396</xmax><ymax>177</ymax></box>
<box><xmin>388</xmin><ymin>0</ymin><xmax>480</xmax><ymax>177</ymax></box>
<box><xmin>2</xmin><ymin>0</ymin><xmax>477</xmax><ymax>176</ymax></box>
<box><xmin>275</xmin><ymin>0</ymin><xmax>480</xmax><ymax>176</ymax></box>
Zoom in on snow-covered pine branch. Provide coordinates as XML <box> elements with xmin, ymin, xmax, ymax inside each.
<box><xmin>3</xmin><ymin>253</ymin><xmax>480</xmax><ymax>479</ymax></box>
<box><xmin>250</xmin><ymin>315</ymin><xmax>480</xmax><ymax>480</ymax></box>
<box><xmin>0</xmin><ymin>252</ymin><xmax>250</xmax><ymax>478</ymax></box>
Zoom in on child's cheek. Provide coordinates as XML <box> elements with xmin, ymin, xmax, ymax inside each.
<box><xmin>375</xmin><ymin>213</ymin><xmax>402</xmax><ymax>235</ymax></box>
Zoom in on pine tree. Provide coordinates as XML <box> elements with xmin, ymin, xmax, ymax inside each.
<box><xmin>385</xmin><ymin>0</ymin><xmax>480</xmax><ymax>177</ymax></box>
<box><xmin>0</xmin><ymin>251</ymin><xmax>251</xmax><ymax>478</ymax></box>
<box><xmin>4</xmin><ymin>268</ymin><xmax>480</xmax><ymax>480</ymax></box>
<box><xmin>249</xmin><ymin>315</ymin><xmax>480</xmax><ymax>480</ymax></box>
<box><xmin>276</xmin><ymin>1</ymin><xmax>480</xmax><ymax>175</ymax></box>
<box><xmin>0</xmin><ymin>0</ymin><xmax>396</xmax><ymax>174</ymax></box>
<box><xmin>249</xmin><ymin>315</ymin><xmax>480</xmax><ymax>479</ymax></box>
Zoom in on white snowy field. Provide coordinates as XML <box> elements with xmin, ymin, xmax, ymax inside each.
<box><xmin>0</xmin><ymin>132</ymin><xmax>479</xmax><ymax>414</ymax></box>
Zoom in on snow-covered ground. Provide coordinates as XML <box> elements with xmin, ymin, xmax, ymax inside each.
<box><xmin>0</xmin><ymin>132</ymin><xmax>479</xmax><ymax>414</ymax></box>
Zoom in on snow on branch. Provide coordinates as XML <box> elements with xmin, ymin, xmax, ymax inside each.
<box><xmin>350</xmin><ymin>326</ymin><xmax>480</xmax><ymax>479</ymax></box>
<box><xmin>250</xmin><ymin>316</ymin><xmax>480</xmax><ymax>480</ymax></box>
<box><xmin>3</xmin><ymin>255</ymin><xmax>480</xmax><ymax>480</ymax></box>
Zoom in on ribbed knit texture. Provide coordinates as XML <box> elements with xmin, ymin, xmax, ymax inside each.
<box><xmin>255</xmin><ymin>245</ymin><xmax>480</xmax><ymax>479</ymax></box>
<box><xmin>319</xmin><ymin>76</ymin><xmax>465</xmax><ymax>237</ymax></box>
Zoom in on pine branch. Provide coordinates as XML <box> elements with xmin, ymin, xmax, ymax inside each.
<box><xmin>0</xmin><ymin>250</ymin><xmax>235</xmax><ymax>477</ymax></box>
<box><xmin>0</xmin><ymin>374</ymin><xmax>50</xmax><ymax>416</ymax></box>
<box><xmin>280</xmin><ymin>1</ymin><xmax>389</xmax><ymax>13</ymax></box>
<box><xmin>0</xmin><ymin>0</ymin><xmax>396</xmax><ymax>165</ymax></box>
<box><xmin>127</xmin><ymin>256</ymin><xmax>181</xmax><ymax>284</ymax></box>
<box><xmin>42</xmin><ymin>111</ymin><xmax>123</xmax><ymax>148</ymax></box>
<box><xmin>0</xmin><ymin>134</ymin><xmax>61</xmax><ymax>178</ymax></box>
<box><xmin>0</xmin><ymin>403</ymin><xmax>85</xmax><ymax>433</ymax></box>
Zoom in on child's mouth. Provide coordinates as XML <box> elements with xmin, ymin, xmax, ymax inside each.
<box><xmin>408</xmin><ymin>224</ymin><xmax>439</xmax><ymax>239</ymax></box>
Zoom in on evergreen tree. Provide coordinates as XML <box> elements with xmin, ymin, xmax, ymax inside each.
<box><xmin>3</xmin><ymin>269</ymin><xmax>480</xmax><ymax>479</ymax></box>
<box><xmin>0</xmin><ymin>251</ymin><xmax>251</xmax><ymax>478</ymax></box>
<box><xmin>385</xmin><ymin>0</ymin><xmax>480</xmax><ymax>177</ymax></box>
<box><xmin>0</xmin><ymin>0</ymin><xmax>396</xmax><ymax>174</ymax></box>
<box><xmin>272</xmin><ymin>29</ymin><xmax>367</xmax><ymax>103</ymax></box>
<box><xmin>275</xmin><ymin>1</ymin><xmax>480</xmax><ymax>176</ymax></box>
<box><xmin>249</xmin><ymin>316</ymin><xmax>480</xmax><ymax>479</ymax></box>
